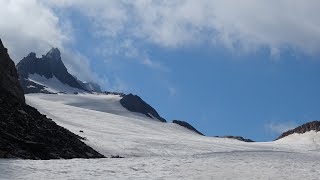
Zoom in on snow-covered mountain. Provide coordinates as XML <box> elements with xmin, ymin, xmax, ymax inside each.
<box><xmin>16</xmin><ymin>48</ymin><xmax>167</xmax><ymax>123</ymax></box>
<box><xmin>16</xmin><ymin>48</ymin><xmax>101</xmax><ymax>94</ymax></box>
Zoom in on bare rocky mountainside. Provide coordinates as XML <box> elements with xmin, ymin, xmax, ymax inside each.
<box><xmin>277</xmin><ymin>121</ymin><xmax>320</xmax><ymax>140</ymax></box>
<box><xmin>0</xmin><ymin>39</ymin><xmax>104</xmax><ymax>159</ymax></box>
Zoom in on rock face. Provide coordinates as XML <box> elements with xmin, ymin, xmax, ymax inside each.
<box><xmin>0</xmin><ymin>39</ymin><xmax>25</xmax><ymax>103</ymax></box>
<box><xmin>16</xmin><ymin>48</ymin><xmax>101</xmax><ymax>93</ymax></box>
<box><xmin>120</xmin><ymin>94</ymin><xmax>166</xmax><ymax>122</ymax></box>
<box><xmin>172</xmin><ymin>120</ymin><xmax>204</xmax><ymax>135</ymax></box>
<box><xmin>0</xmin><ymin>39</ymin><xmax>104</xmax><ymax>159</ymax></box>
<box><xmin>276</xmin><ymin>121</ymin><xmax>320</xmax><ymax>140</ymax></box>
<box><xmin>220</xmin><ymin>136</ymin><xmax>254</xmax><ymax>142</ymax></box>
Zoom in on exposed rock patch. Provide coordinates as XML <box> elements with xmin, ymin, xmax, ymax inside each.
<box><xmin>120</xmin><ymin>94</ymin><xmax>166</xmax><ymax>122</ymax></box>
<box><xmin>172</xmin><ymin>120</ymin><xmax>204</xmax><ymax>135</ymax></box>
<box><xmin>220</xmin><ymin>136</ymin><xmax>254</xmax><ymax>142</ymax></box>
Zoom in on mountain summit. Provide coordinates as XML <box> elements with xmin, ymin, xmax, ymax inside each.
<box><xmin>16</xmin><ymin>48</ymin><xmax>101</xmax><ymax>93</ymax></box>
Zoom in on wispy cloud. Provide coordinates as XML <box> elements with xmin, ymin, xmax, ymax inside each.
<box><xmin>168</xmin><ymin>87</ymin><xmax>177</xmax><ymax>97</ymax></box>
<box><xmin>47</xmin><ymin>0</ymin><xmax>320</xmax><ymax>56</ymax></box>
<box><xmin>0</xmin><ymin>0</ymin><xmax>69</xmax><ymax>62</ymax></box>
<box><xmin>265</xmin><ymin>121</ymin><xmax>298</xmax><ymax>134</ymax></box>
<box><xmin>95</xmin><ymin>39</ymin><xmax>168</xmax><ymax>71</ymax></box>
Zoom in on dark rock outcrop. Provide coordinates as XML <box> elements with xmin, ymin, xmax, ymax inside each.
<box><xmin>120</xmin><ymin>94</ymin><xmax>166</xmax><ymax>122</ymax></box>
<box><xmin>0</xmin><ymin>39</ymin><xmax>104</xmax><ymax>159</ymax></box>
<box><xmin>104</xmin><ymin>91</ymin><xmax>126</xmax><ymax>97</ymax></box>
<box><xmin>0</xmin><ymin>39</ymin><xmax>25</xmax><ymax>103</ymax></box>
<box><xmin>172</xmin><ymin>120</ymin><xmax>204</xmax><ymax>135</ymax></box>
<box><xmin>276</xmin><ymin>121</ymin><xmax>320</xmax><ymax>140</ymax></box>
<box><xmin>220</xmin><ymin>136</ymin><xmax>254</xmax><ymax>142</ymax></box>
<box><xmin>0</xmin><ymin>100</ymin><xmax>104</xmax><ymax>159</ymax></box>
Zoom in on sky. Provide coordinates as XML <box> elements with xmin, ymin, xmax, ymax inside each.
<box><xmin>1</xmin><ymin>0</ymin><xmax>320</xmax><ymax>141</ymax></box>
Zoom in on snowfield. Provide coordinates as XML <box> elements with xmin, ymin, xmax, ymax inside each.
<box><xmin>28</xmin><ymin>74</ymin><xmax>86</xmax><ymax>94</ymax></box>
<box><xmin>1</xmin><ymin>93</ymin><xmax>319</xmax><ymax>179</ymax></box>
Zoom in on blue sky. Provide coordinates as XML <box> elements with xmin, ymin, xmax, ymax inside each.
<box><xmin>1</xmin><ymin>0</ymin><xmax>320</xmax><ymax>141</ymax></box>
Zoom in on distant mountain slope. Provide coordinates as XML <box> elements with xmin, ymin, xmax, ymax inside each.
<box><xmin>0</xmin><ymin>38</ymin><xmax>104</xmax><ymax>159</ymax></box>
<box><xmin>16</xmin><ymin>49</ymin><xmax>101</xmax><ymax>94</ymax></box>
<box><xmin>220</xmin><ymin>136</ymin><xmax>254</xmax><ymax>142</ymax></box>
<box><xmin>276</xmin><ymin>121</ymin><xmax>320</xmax><ymax>140</ymax></box>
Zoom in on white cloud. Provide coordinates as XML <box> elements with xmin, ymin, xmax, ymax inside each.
<box><xmin>266</xmin><ymin>121</ymin><xmax>298</xmax><ymax>134</ymax></box>
<box><xmin>0</xmin><ymin>0</ymin><xmax>68</xmax><ymax>62</ymax></box>
<box><xmin>3</xmin><ymin>0</ymin><xmax>320</xmax><ymax>92</ymax></box>
<box><xmin>0</xmin><ymin>0</ymin><xmax>103</xmax><ymax>87</ymax></box>
<box><xmin>95</xmin><ymin>38</ymin><xmax>168</xmax><ymax>71</ymax></box>
<box><xmin>61</xmin><ymin>50</ymin><xmax>100</xmax><ymax>82</ymax></box>
<box><xmin>46</xmin><ymin>0</ymin><xmax>320</xmax><ymax>55</ymax></box>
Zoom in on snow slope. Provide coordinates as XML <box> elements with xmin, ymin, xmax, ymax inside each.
<box><xmin>2</xmin><ymin>93</ymin><xmax>319</xmax><ymax>179</ymax></box>
<box><xmin>27</xmin><ymin>93</ymin><xmax>158</xmax><ymax>121</ymax></box>
<box><xmin>28</xmin><ymin>74</ymin><xmax>86</xmax><ymax>94</ymax></box>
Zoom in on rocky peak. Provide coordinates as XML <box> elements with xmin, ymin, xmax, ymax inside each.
<box><xmin>27</xmin><ymin>52</ymin><xmax>36</xmax><ymax>58</ymax></box>
<box><xmin>16</xmin><ymin>48</ymin><xmax>87</xmax><ymax>92</ymax></box>
<box><xmin>45</xmin><ymin>48</ymin><xmax>61</xmax><ymax>61</ymax></box>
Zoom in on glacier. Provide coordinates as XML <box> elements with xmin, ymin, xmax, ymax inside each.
<box><xmin>0</xmin><ymin>93</ymin><xmax>319</xmax><ymax>179</ymax></box>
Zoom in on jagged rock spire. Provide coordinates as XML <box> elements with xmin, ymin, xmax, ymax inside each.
<box><xmin>45</xmin><ymin>48</ymin><xmax>61</xmax><ymax>61</ymax></box>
